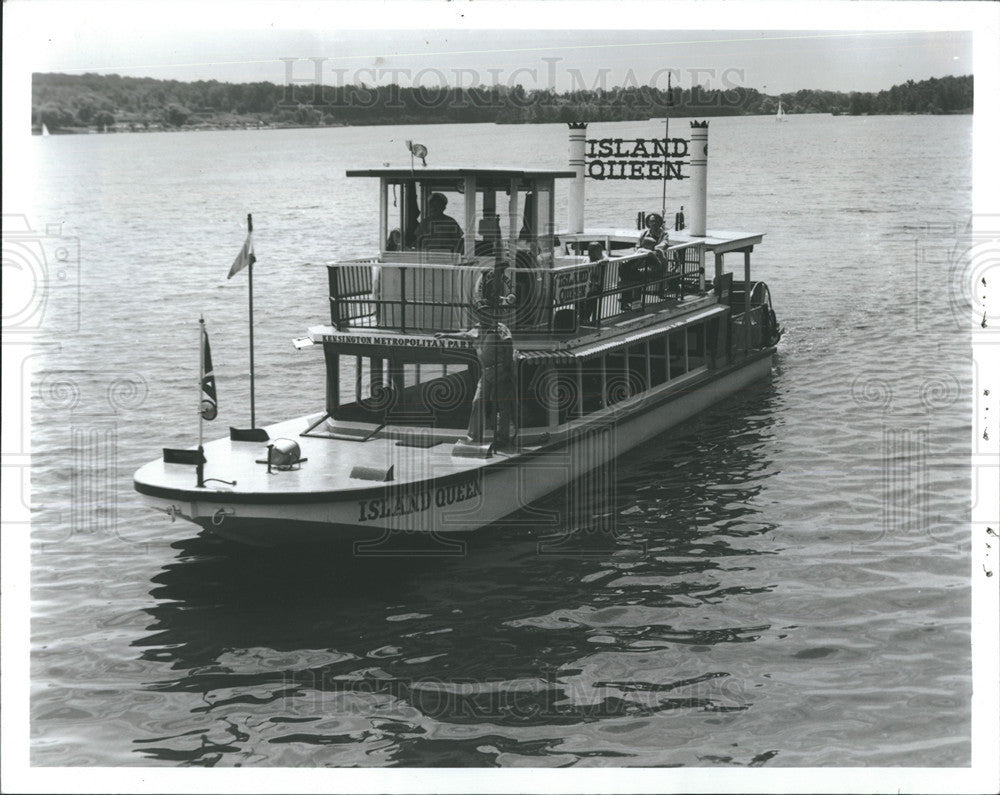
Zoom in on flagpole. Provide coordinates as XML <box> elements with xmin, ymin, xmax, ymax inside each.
<box><xmin>661</xmin><ymin>72</ymin><xmax>672</xmax><ymax>217</ymax></box>
<box><xmin>197</xmin><ymin>316</ymin><xmax>206</xmax><ymax>487</ymax></box>
<box><xmin>247</xmin><ymin>213</ymin><xmax>256</xmax><ymax>429</ymax></box>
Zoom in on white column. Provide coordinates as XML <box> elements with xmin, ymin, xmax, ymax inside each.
<box><xmin>689</xmin><ymin>121</ymin><xmax>709</xmax><ymax>236</ymax></box>
<box><xmin>568</xmin><ymin>123</ymin><xmax>587</xmax><ymax>233</ymax></box>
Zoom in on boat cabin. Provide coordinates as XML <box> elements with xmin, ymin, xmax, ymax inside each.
<box><xmin>346</xmin><ymin>167</ymin><xmax>572</xmax><ymax>266</ymax></box>
<box><xmin>300</xmin><ymin>167</ymin><xmax>779</xmax><ymax>452</ymax></box>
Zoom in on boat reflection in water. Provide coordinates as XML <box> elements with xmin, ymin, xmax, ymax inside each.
<box><xmin>131</xmin><ymin>383</ymin><xmax>780</xmax><ymax>765</ymax></box>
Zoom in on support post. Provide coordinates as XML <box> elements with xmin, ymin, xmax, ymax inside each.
<box><xmin>197</xmin><ymin>317</ymin><xmax>206</xmax><ymax>487</ymax></box>
<box><xmin>744</xmin><ymin>249</ymin><xmax>752</xmax><ymax>356</ymax></box>
<box><xmin>246</xmin><ymin>213</ymin><xmax>256</xmax><ymax>428</ymax></box>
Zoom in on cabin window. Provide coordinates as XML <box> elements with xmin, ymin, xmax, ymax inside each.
<box><xmin>649</xmin><ymin>334</ymin><xmax>668</xmax><ymax>386</ymax></box>
<box><xmin>554</xmin><ymin>362</ymin><xmax>581</xmax><ymax>423</ymax></box>
<box><xmin>525</xmin><ymin>362</ymin><xmax>580</xmax><ymax>427</ymax></box>
<box><xmin>518</xmin><ymin>362</ymin><xmax>548</xmax><ymax>429</ymax></box>
<box><xmin>337</xmin><ymin>355</ymin><xmax>390</xmax><ymax>407</ymax></box>
<box><xmin>333</xmin><ymin>351</ymin><xmax>476</xmax><ymax>427</ymax></box>
<box><xmin>687</xmin><ymin>323</ymin><xmax>707</xmax><ymax>370</ymax></box>
<box><xmin>604</xmin><ymin>352</ymin><xmax>629</xmax><ymax>405</ymax></box>
<box><xmin>627</xmin><ymin>342</ymin><xmax>648</xmax><ymax>396</ymax></box>
<box><xmin>580</xmin><ymin>358</ymin><xmax>604</xmax><ymax>414</ymax></box>
<box><xmin>387</xmin><ymin>179</ymin><xmax>468</xmax><ymax>255</ymax></box>
<box><xmin>708</xmin><ymin>317</ymin><xmax>726</xmax><ymax>368</ymax></box>
<box><xmin>526</xmin><ymin>184</ymin><xmax>554</xmax><ymax>268</ymax></box>
<box><xmin>668</xmin><ymin>330</ymin><xmax>687</xmax><ymax>376</ymax></box>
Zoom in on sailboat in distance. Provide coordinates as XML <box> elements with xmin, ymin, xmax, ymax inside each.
<box><xmin>776</xmin><ymin>99</ymin><xmax>788</xmax><ymax>123</ymax></box>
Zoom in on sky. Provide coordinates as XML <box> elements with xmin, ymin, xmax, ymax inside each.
<box><xmin>5</xmin><ymin>2</ymin><xmax>978</xmax><ymax>95</ymax></box>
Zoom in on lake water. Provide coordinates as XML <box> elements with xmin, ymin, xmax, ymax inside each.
<box><xmin>24</xmin><ymin>115</ymin><xmax>973</xmax><ymax>768</ymax></box>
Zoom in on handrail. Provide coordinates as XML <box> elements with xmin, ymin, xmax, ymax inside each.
<box><xmin>326</xmin><ymin>242</ymin><xmax>706</xmax><ymax>334</ymax></box>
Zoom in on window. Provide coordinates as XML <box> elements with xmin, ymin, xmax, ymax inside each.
<box><xmin>604</xmin><ymin>352</ymin><xmax>629</xmax><ymax>405</ymax></box>
<box><xmin>580</xmin><ymin>358</ymin><xmax>604</xmax><ymax>414</ymax></box>
<box><xmin>527</xmin><ymin>362</ymin><xmax>581</xmax><ymax>426</ymax></box>
<box><xmin>627</xmin><ymin>343</ymin><xmax>648</xmax><ymax>397</ymax></box>
<box><xmin>334</xmin><ymin>352</ymin><xmax>475</xmax><ymax>428</ymax></box>
<box><xmin>668</xmin><ymin>331</ymin><xmax>687</xmax><ymax>376</ymax></box>
<box><xmin>518</xmin><ymin>362</ymin><xmax>548</xmax><ymax>429</ymax></box>
<box><xmin>649</xmin><ymin>334</ymin><xmax>668</xmax><ymax>386</ymax></box>
<box><xmin>687</xmin><ymin>323</ymin><xmax>707</xmax><ymax>370</ymax></box>
<box><xmin>386</xmin><ymin>179</ymin><xmax>467</xmax><ymax>255</ymax></box>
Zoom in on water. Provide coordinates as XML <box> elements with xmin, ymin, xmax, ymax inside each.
<box><xmin>24</xmin><ymin>115</ymin><xmax>972</xmax><ymax>767</ymax></box>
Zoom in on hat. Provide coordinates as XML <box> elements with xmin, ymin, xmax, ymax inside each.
<box><xmin>429</xmin><ymin>192</ymin><xmax>448</xmax><ymax>208</ymax></box>
<box><xmin>645</xmin><ymin>211</ymin><xmax>664</xmax><ymax>225</ymax></box>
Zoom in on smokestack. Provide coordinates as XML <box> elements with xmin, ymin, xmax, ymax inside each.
<box><xmin>689</xmin><ymin>121</ymin><xmax>709</xmax><ymax>236</ymax></box>
<box><xmin>567</xmin><ymin>122</ymin><xmax>587</xmax><ymax>234</ymax></box>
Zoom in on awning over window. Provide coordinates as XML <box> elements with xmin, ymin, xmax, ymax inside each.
<box><xmin>516</xmin><ymin>305</ymin><xmax>728</xmax><ymax>362</ymax></box>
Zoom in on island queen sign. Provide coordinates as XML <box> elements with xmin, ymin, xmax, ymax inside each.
<box><xmin>585</xmin><ymin>137</ymin><xmax>689</xmax><ymax>181</ymax></box>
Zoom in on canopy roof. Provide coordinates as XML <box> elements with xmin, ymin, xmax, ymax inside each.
<box><xmin>345</xmin><ymin>167</ymin><xmax>577</xmax><ymax>184</ymax></box>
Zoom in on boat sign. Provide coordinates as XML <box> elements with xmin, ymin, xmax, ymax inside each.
<box><xmin>318</xmin><ymin>332</ymin><xmax>473</xmax><ymax>349</ymax></box>
<box><xmin>357</xmin><ymin>472</ymin><xmax>482</xmax><ymax>522</ymax></box>
<box><xmin>585</xmin><ymin>137</ymin><xmax>690</xmax><ymax>181</ymax></box>
<box><xmin>554</xmin><ymin>269</ymin><xmax>591</xmax><ymax>303</ymax></box>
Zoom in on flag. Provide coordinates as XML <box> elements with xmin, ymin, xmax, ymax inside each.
<box><xmin>201</xmin><ymin>328</ymin><xmax>218</xmax><ymax>420</ymax></box>
<box><xmin>227</xmin><ymin>232</ymin><xmax>256</xmax><ymax>279</ymax></box>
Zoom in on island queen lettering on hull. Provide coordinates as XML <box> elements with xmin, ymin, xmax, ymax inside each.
<box><xmin>585</xmin><ymin>137</ymin><xmax>690</xmax><ymax>181</ymax></box>
<box><xmin>358</xmin><ymin>473</ymin><xmax>482</xmax><ymax>522</ymax></box>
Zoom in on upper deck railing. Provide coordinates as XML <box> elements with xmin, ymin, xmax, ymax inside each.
<box><xmin>327</xmin><ymin>241</ymin><xmax>706</xmax><ymax>335</ymax></box>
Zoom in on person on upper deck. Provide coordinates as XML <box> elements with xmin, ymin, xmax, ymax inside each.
<box><xmin>415</xmin><ymin>193</ymin><xmax>464</xmax><ymax>254</ymax></box>
<box><xmin>620</xmin><ymin>211</ymin><xmax>669</xmax><ymax>309</ymax></box>
<box><xmin>638</xmin><ymin>211</ymin><xmax>670</xmax><ymax>254</ymax></box>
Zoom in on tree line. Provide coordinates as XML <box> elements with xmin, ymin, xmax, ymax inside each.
<box><xmin>31</xmin><ymin>71</ymin><xmax>973</xmax><ymax>132</ymax></box>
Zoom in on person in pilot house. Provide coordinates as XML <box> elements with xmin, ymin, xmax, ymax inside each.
<box><xmin>415</xmin><ymin>192</ymin><xmax>464</xmax><ymax>253</ymax></box>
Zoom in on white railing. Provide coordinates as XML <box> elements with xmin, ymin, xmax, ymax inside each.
<box><xmin>327</xmin><ymin>242</ymin><xmax>706</xmax><ymax>334</ymax></box>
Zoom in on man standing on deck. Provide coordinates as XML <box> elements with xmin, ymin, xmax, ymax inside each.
<box><xmin>436</xmin><ymin>295</ymin><xmax>517</xmax><ymax>449</ymax></box>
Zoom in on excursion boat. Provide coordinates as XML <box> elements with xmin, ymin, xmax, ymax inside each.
<box><xmin>134</xmin><ymin>122</ymin><xmax>782</xmax><ymax>546</ymax></box>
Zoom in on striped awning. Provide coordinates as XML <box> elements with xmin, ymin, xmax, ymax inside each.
<box><xmin>515</xmin><ymin>349</ymin><xmax>577</xmax><ymax>363</ymax></box>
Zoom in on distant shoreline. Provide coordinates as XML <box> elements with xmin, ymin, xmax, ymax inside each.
<box><xmin>31</xmin><ymin>108</ymin><xmax>973</xmax><ymax>136</ymax></box>
<box><xmin>32</xmin><ymin>72</ymin><xmax>973</xmax><ymax>135</ymax></box>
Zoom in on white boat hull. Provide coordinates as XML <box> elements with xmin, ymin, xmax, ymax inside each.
<box><xmin>137</xmin><ymin>352</ymin><xmax>774</xmax><ymax>546</ymax></box>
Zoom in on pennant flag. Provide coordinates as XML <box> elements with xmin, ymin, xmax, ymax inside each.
<box><xmin>201</xmin><ymin>329</ymin><xmax>218</xmax><ymax>420</ymax></box>
<box><xmin>227</xmin><ymin>232</ymin><xmax>256</xmax><ymax>279</ymax></box>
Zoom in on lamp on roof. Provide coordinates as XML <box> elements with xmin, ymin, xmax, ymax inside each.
<box><xmin>406</xmin><ymin>140</ymin><xmax>428</xmax><ymax>168</ymax></box>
